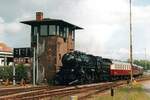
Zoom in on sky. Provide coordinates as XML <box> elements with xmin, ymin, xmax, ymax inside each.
<box><xmin>0</xmin><ymin>0</ymin><xmax>150</xmax><ymax>60</ymax></box>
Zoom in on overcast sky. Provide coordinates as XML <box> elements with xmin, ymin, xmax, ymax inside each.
<box><xmin>0</xmin><ymin>0</ymin><xmax>150</xmax><ymax>60</ymax></box>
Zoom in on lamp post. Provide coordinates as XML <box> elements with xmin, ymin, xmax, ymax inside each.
<box><xmin>129</xmin><ymin>0</ymin><xmax>133</xmax><ymax>82</ymax></box>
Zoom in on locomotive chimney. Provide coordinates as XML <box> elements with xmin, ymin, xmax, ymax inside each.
<box><xmin>36</xmin><ymin>12</ymin><xmax>43</xmax><ymax>21</ymax></box>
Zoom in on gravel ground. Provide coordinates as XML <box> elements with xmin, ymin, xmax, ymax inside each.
<box><xmin>141</xmin><ymin>80</ymin><xmax>150</xmax><ymax>97</ymax></box>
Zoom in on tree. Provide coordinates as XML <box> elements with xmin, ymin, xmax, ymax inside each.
<box><xmin>133</xmin><ymin>60</ymin><xmax>150</xmax><ymax>70</ymax></box>
<box><xmin>15</xmin><ymin>64</ymin><xmax>28</xmax><ymax>81</ymax></box>
<box><xmin>0</xmin><ymin>67</ymin><xmax>12</xmax><ymax>80</ymax></box>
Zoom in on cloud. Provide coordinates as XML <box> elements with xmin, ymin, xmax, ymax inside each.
<box><xmin>1</xmin><ymin>0</ymin><xmax>150</xmax><ymax>60</ymax></box>
<box><xmin>74</xmin><ymin>0</ymin><xmax>150</xmax><ymax>60</ymax></box>
<box><xmin>5</xmin><ymin>23</ymin><xmax>22</xmax><ymax>34</ymax></box>
<box><xmin>0</xmin><ymin>17</ymin><xmax>22</xmax><ymax>34</ymax></box>
<box><xmin>0</xmin><ymin>17</ymin><xmax>5</xmax><ymax>34</ymax></box>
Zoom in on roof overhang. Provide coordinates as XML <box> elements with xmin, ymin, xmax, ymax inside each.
<box><xmin>21</xmin><ymin>19</ymin><xmax>83</xmax><ymax>30</ymax></box>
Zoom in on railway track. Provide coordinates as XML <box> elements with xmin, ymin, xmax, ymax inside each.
<box><xmin>0</xmin><ymin>86</ymin><xmax>47</xmax><ymax>96</ymax></box>
<box><xmin>0</xmin><ymin>76</ymin><xmax>150</xmax><ymax>100</ymax></box>
<box><xmin>0</xmin><ymin>85</ymin><xmax>65</xmax><ymax>100</ymax></box>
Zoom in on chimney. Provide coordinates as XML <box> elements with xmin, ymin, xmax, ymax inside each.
<box><xmin>36</xmin><ymin>12</ymin><xmax>43</xmax><ymax>21</ymax></box>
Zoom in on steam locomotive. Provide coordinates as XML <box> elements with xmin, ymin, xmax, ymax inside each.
<box><xmin>54</xmin><ymin>51</ymin><xmax>143</xmax><ymax>85</ymax></box>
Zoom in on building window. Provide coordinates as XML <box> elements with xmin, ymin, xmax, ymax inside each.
<box><xmin>66</xmin><ymin>27</ymin><xmax>69</xmax><ymax>38</ymax></box>
<box><xmin>72</xmin><ymin>30</ymin><xmax>75</xmax><ymax>40</ymax></box>
<box><xmin>64</xmin><ymin>27</ymin><xmax>68</xmax><ymax>38</ymax></box>
<box><xmin>34</xmin><ymin>26</ymin><xmax>38</xmax><ymax>36</ymax></box>
<box><xmin>49</xmin><ymin>25</ymin><xmax>56</xmax><ymax>35</ymax></box>
<box><xmin>40</xmin><ymin>25</ymin><xmax>47</xmax><ymax>36</ymax></box>
<box><xmin>56</xmin><ymin>26</ymin><xmax>59</xmax><ymax>35</ymax></box>
<box><xmin>59</xmin><ymin>26</ymin><xmax>64</xmax><ymax>37</ymax></box>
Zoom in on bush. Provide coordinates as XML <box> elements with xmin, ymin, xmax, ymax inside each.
<box><xmin>15</xmin><ymin>64</ymin><xmax>28</xmax><ymax>81</ymax></box>
<box><xmin>0</xmin><ymin>64</ymin><xmax>28</xmax><ymax>82</ymax></box>
<box><xmin>0</xmin><ymin>67</ymin><xmax>12</xmax><ymax>80</ymax></box>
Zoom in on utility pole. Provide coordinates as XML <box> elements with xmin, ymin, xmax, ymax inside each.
<box><xmin>129</xmin><ymin>0</ymin><xmax>133</xmax><ymax>82</ymax></box>
<box><xmin>33</xmin><ymin>47</ymin><xmax>36</xmax><ymax>86</ymax></box>
<box><xmin>36</xmin><ymin>33</ymin><xmax>39</xmax><ymax>84</ymax></box>
<box><xmin>145</xmin><ymin>48</ymin><xmax>147</xmax><ymax>70</ymax></box>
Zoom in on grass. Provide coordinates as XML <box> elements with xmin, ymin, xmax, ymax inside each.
<box><xmin>89</xmin><ymin>83</ymin><xmax>150</xmax><ymax>100</ymax></box>
<box><xmin>49</xmin><ymin>82</ymin><xmax>150</xmax><ymax>100</ymax></box>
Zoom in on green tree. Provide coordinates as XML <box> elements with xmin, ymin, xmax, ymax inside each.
<box><xmin>133</xmin><ymin>60</ymin><xmax>150</xmax><ymax>70</ymax></box>
<box><xmin>0</xmin><ymin>67</ymin><xmax>12</xmax><ymax>80</ymax></box>
<box><xmin>15</xmin><ymin>64</ymin><xmax>28</xmax><ymax>81</ymax></box>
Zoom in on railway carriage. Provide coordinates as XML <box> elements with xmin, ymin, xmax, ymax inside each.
<box><xmin>110</xmin><ymin>61</ymin><xmax>131</xmax><ymax>80</ymax></box>
<box><xmin>132</xmin><ymin>65</ymin><xmax>143</xmax><ymax>76</ymax></box>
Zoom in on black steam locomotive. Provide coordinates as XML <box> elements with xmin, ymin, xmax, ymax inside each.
<box><xmin>54</xmin><ymin>51</ymin><xmax>143</xmax><ymax>85</ymax></box>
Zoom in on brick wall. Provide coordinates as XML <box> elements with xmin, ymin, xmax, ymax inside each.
<box><xmin>37</xmin><ymin>33</ymin><xmax>74</xmax><ymax>82</ymax></box>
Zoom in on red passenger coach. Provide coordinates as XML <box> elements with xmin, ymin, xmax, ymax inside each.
<box><xmin>132</xmin><ymin>65</ymin><xmax>143</xmax><ymax>76</ymax></box>
<box><xmin>110</xmin><ymin>61</ymin><xmax>131</xmax><ymax>76</ymax></box>
<box><xmin>109</xmin><ymin>60</ymin><xmax>143</xmax><ymax>80</ymax></box>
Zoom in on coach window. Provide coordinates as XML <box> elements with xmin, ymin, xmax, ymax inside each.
<box><xmin>40</xmin><ymin>25</ymin><xmax>48</xmax><ymax>36</ymax></box>
<box><xmin>115</xmin><ymin>65</ymin><xmax>117</xmax><ymax>69</ymax></box>
<box><xmin>116</xmin><ymin>64</ymin><xmax>118</xmax><ymax>69</ymax></box>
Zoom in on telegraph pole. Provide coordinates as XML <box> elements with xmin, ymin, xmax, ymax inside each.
<box><xmin>36</xmin><ymin>33</ymin><xmax>39</xmax><ymax>84</ymax></box>
<box><xmin>145</xmin><ymin>48</ymin><xmax>147</xmax><ymax>70</ymax></box>
<box><xmin>129</xmin><ymin>0</ymin><xmax>133</xmax><ymax>82</ymax></box>
<box><xmin>33</xmin><ymin>47</ymin><xmax>36</xmax><ymax>86</ymax></box>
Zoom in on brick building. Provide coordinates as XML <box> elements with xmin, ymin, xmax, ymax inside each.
<box><xmin>21</xmin><ymin>12</ymin><xmax>82</xmax><ymax>82</ymax></box>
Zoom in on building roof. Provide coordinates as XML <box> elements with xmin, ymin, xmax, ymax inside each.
<box><xmin>21</xmin><ymin>18</ymin><xmax>83</xmax><ymax>30</ymax></box>
<box><xmin>0</xmin><ymin>42</ymin><xmax>12</xmax><ymax>52</ymax></box>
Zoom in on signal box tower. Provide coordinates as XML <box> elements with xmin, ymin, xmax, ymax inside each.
<box><xmin>21</xmin><ymin>12</ymin><xmax>82</xmax><ymax>83</ymax></box>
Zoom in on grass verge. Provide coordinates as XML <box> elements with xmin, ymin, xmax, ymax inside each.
<box><xmin>89</xmin><ymin>83</ymin><xmax>150</xmax><ymax>100</ymax></box>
